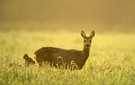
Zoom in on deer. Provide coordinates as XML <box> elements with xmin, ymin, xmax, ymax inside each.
<box><xmin>9</xmin><ymin>54</ymin><xmax>35</xmax><ymax>67</ymax></box>
<box><xmin>24</xmin><ymin>30</ymin><xmax>95</xmax><ymax>70</ymax></box>
<box><xmin>23</xmin><ymin>54</ymin><xmax>36</xmax><ymax>66</ymax></box>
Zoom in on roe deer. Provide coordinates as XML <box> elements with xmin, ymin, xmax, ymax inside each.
<box><xmin>33</xmin><ymin>30</ymin><xmax>95</xmax><ymax>69</ymax></box>
<box><xmin>23</xmin><ymin>54</ymin><xmax>35</xmax><ymax>66</ymax></box>
<box><xmin>9</xmin><ymin>54</ymin><xmax>35</xmax><ymax>67</ymax></box>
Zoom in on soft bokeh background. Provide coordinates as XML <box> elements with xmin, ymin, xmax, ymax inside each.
<box><xmin>0</xmin><ymin>1</ymin><xmax>135</xmax><ymax>85</ymax></box>
<box><xmin>0</xmin><ymin>0</ymin><xmax>135</xmax><ymax>33</ymax></box>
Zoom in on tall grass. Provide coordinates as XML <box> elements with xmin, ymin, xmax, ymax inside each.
<box><xmin>0</xmin><ymin>31</ymin><xmax>135</xmax><ymax>85</ymax></box>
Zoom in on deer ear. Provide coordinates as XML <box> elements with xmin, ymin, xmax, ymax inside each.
<box><xmin>23</xmin><ymin>54</ymin><xmax>28</xmax><ymax>59</ymax></box>
<box><xmin>90</xmin><ymin>30</ymin><xmax>95</xmax><ymax>38</ymax></box>
<box><xmin>81</xmin><ymin>30</ymin><xmax>86</xmax><ymax>38</ymax></box>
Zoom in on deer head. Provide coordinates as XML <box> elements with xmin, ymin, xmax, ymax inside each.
<box><xmin>81</xmin><ymin>30</ymin><xmax>95</xmax><ymax>48</ymax></box>
<box><xmin>23</xmin><ymin>54</ymin><xmax>35</xmax><ymax>66</ymax></box>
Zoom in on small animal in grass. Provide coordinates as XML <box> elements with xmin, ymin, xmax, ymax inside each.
<box><xmin>23</xmin><ymin>54</ymin><xmax>36</xmax><ymax>66</ymax></box>
<box><xmin>24</xmin><ymin>30</ymin><xmax>95</xmax><ymax>70</ymax></box>
<box><xmin>8</xmin><ymin>54</ymin><xmax>35</xmax><ymax>67</ymax></box>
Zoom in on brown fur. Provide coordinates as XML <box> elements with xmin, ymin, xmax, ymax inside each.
<box><xmin>34</xmin><ymin>30</ymin><xmax>95</xmax><ymax>69</ymax></box>
<box><xmin>23</xmin><ymin>54</ymin><xmax>35</xmax><ymax>66</ymax></box>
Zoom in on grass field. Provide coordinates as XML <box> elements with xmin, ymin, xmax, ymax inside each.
<box><xmin>0</xmin><ymin>31</ymin><xmax>135</xmax><ymax>85</ymax></box>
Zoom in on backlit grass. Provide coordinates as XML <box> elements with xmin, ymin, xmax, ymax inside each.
<box><xmin>0</xmin><ymin>31</ymin><xmax>135</xmax><ymax>85</ymax></box>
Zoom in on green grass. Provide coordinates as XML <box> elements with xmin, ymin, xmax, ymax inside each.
<box><xmin>0</xmin><ymin>31</ymin><xmax>135</xmax><ymax>85</ymax></box>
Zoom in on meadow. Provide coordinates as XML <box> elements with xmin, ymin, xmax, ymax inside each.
<box><xmin>0</xmin><ymin>31</ymin><xmax>135</xmax><ymax>85</ymax></box>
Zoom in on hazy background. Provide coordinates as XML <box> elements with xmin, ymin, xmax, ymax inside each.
<box><xmin>0</xmin><ymin>0</ymin><xmax>135</xmax><ymax>33</ymax></box>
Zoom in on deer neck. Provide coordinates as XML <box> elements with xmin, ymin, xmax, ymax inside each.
<box><xmin>82</xmin><ymin>46</ymin><xmax>90</xmax><ymax>61</ymax></box>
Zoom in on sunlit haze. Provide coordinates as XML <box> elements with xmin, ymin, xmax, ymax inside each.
<box><xmin>0</xmin><ymin>0</ymin><xmax>135</xmax><ymax>32</ymax></box>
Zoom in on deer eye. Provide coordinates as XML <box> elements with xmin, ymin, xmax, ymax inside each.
<box><xmin>84</xmin><ymin>40</ymin><xmax>86</xmax><ymax>42</ymax></box>
<box><xmin>89</xmin><ymin>40</ymin><xmax>91</xmax><ymax>42</ymax></box>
